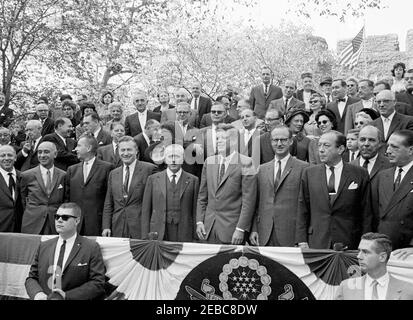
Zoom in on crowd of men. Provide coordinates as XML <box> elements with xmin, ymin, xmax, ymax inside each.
<box><xmin>2</xmin><ymin>62</ymin><xmax>413</xmax><ymax>299</ymax></box>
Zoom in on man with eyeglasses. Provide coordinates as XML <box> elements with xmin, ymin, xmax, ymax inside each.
<box><xmin>373</xmin><ymin>81</ymin><xmax>413</xmax><ymax>117</ymax></box>
<box><xmin>296</xmin><ymin>130</ymin><xmax>372</xmax><ymax>250</ymax></box>
<box><xmin>0</xmin><ymin>92</ymin><xmax>14</xmax><ymax>128</ymax></box>
<box><xmin>294</xmin><ymin>73</ymin><xmax>318</xmax><ymax>111</ymax></box>
<box><xmin>33</xmin><ymin>102</ymin><xmax>55</xmax><ymax>137</ymax></box>
<box><xmin>259</xmin><ymin>108</ymin><xmax>285</xmax><ymax>164</ymax></box>
<box><xmin>231</xmin><ymin>99</ymin><xmax>264</xmax><ymax>130</ymax></box>
<box><xmin>199</xmin><ymin>95</ymin><xmax>235</xmax><ymax>128</ymax></box>
<box><xmin>250</xmin><ymin>125</ymin><xmax>309</xmax><ymax>247</ymax></box>
<box><xmin>134</xmin><ymin>119</ymin><xmax>160</xmax><ymax>162</ymax></box>
<box><xmin>190</xmin><ymin>82</ymin><xmax>212</xmax><ymax>126</ymax></box>
<box><xmin>25</xmin><ymin>202</ymin><xmax>106</xmax><ymax>300</ymax></box>
<box><xmin>249</xmin><ymin>66</ymin><xmax>283</xmax><ymax>119</ymax></box>
<box><xmin>396</xmin><ymin>69</ymin><xmax>413</xmax><ymax>109</ymax></box>
<box><xmin>124</xmin><ymin>92</ymin><xmax>161</xmax><ymax>137</ymax></box>
<box><xmin>371</xmin><ymin>90</ymin><xmax>413</xmax><ymax>144</ymax></box>
<box><xmin>0</xmin><ymin>127</ymin><xmax>18</xmax><ymax>153</ymax></box>
<box><xmin>161</xmin><ymin>88</ymin><xmax>198</xmax><ymax>127</ymax></box>
<box><xmin>269</xmin><ymin>80</ymin><xmax>305</xmax><ymax>114</ymax></box>
<box><xmin>21</xmin><ymin>141</ymin><xmax>66</xmax><ymax>235</ymax></box>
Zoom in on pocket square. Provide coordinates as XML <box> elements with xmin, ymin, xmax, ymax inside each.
<box><xmin>58</xmin><ymin>184</ymin><xmax>63</xmax><ymax>189</ymax></box>
<box><xmin>77</xmin><ymin>263</ymin><xmax>88</xmax><ymax>267</ymax></box>
<box><xmin>348</xmin><ymin>182</ymin><xmax>358</xmax><ymax>190</ymax></box>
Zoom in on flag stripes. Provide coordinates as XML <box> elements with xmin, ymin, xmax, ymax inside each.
<box><xmin>338</xmin><ymin>27</ymin><xmax>364</xmax><ymax>69</ymax></box>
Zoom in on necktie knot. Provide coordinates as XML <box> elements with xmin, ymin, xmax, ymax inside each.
<box><xmin>337</xmin><ymin>98</ymin><xmax>346</xmax><ymax>103</ymax></box>
<box><xmin>329</xmin><ymin>166</ymin><xmax>335</xmax><ymax>172</ymax></box>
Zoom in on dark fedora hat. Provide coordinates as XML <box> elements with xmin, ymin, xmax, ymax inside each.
<box><xmin>285</xmin><ymin>109</ymin><xmax>310</xmax><ymax>126</ymax></box>
<box><xmin>320</xmin><ymin>76</ymin><xmax>333</xmax><ymax>86</ymax></box>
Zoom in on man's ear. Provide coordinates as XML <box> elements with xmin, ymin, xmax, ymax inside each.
<box><xmin>338</xmin><ymin>144</ymin><xmax>346</xmax><ymax>155</ymax></box>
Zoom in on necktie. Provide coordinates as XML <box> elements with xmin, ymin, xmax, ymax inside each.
<box><xmin>46</xmin><ymin>169</ymin><xmax>52</xmax><ymax>195</ymax></box>
<box><xmin>371</xmin><ymin>280</ymin><xmax>379</xmax><ymax>300</ymax></box>
<box><xmin>362</xmin><ymin>159</ymin><xmax>369</xmax><ymax>170</ymax></box>
<box><xmin>218</xmin><ymin>161</ymin><xmax>225</xmax><ymax>184</ymax></box>
<box><xmin>171</xmin><ymin>174</ymin><xmax>176</xmax><ymax>185</ymax></box>
<box><xmin>265</xmin><ymin>85</ymin><xmax>268</xmax><ymax>96</ymax></box>
<box><xmin>194</xmin><ymin>98</ymin><xmax>198</xmax><ymax>110</ymax></box>
<box><xmin>8</xmin><ymin>172</ymin><xmax>15</xmax><ymax>199</ymax></box>
<box><xmin>54</xmin><ymin>240</ymin><xmax>66</xmax><ymax>288</ymax></box>
<box><xmin>326</xmin><ymin>95</ymin><xmax>331</xmax><ymax>104</ymax></box>
<box><xmin>83</xmin><ymin>161</ymin><xmax>89</xmax><ymax>183</ymax></box>
<box><xmin>274</xmin><ymin>160</ymin><xmax>282</xmax><ymax>189</ymax></box>
<box><xmin>394</xmin><ymin>167</ymin><xmax>403</xmax><ymax>191</ymax></box>
<box><xmin>328</xmin><ymin>166</ymin><xmax>335</xmax><ymax>193</ymax></box>
<box><xmin>123</xmin><ymin>165</ymin><xmax>130</xmax><ymax>195</ymax></box>
<box><xmin>284</xmin><ymin>98</ymin><xmax>289</xmax><ymax>111</ymax></box>
<box><xmin>350</xmin><ymin>152</ymin><xmax>355</xmax><ymax>162</ymax></box>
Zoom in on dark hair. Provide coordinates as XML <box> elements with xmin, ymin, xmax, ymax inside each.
<box><xmin>216</xmin><ymin>95</ymin><xmax>230</xmax><ymax>103</ymax></box>
<box><xmin>160</xmin><ymin>121</ymin><xmax>176</xmax><ymax>143</ymax></box>
<box><xmin>347</xmin><ymin>129</ymin><xmax>360</xmax><ymax>136</ymax></box>
<box><xmin>78</xmin><ymin>133</ymin><xmax>99</xmax><ymax>155</ymax></box>
<box><xmin>157</xmin><ymin>90</ymin><xmax>169</xmax><ymax>99</ymax></box>
<box><xmin>391</xmin><ymin>62</ymin><xmax>406</xmax><ymax>77</ymax></box>
<box><xmin>301</xmin><ymin>72</ymin><xmax>313</xmax><ymax>79</ymax></box>
<box><xmin>110</xmin><ymin>121</ymin><xmax>124</xmax><ymax>131</ymax></box>
<box><xmin>361</xmin><ymin>232</ymin><xmax>392</xmax><ymax>262</ymax></box>
<box><xmin>60</xmin><ymin>94</ymin><xmax>73</xmax><ymax>102</ymax></box>
<box><xmin>359</xmin><ymin>79</ymin><xmax>374</xmax><ymax>88</ymax></box>
<box><xmin>393</xmin><ymin>130</ymin><xmax>413</xmax><ymax>148</ymax></box>
<box><xmin>58</xmin><ymin>202</ymin><xmax>82</xmax><ymax>217</ymax></box>
<box><xmin>118</xmin><ymin>135</ymin><xmax>138</xmax><ymax>148</ymax></box>
<box><xmin>100</xmin><ymin>90</ymin><xmax>114</xmax><ymax>104</ymax></box>
<box><xmin>84</xmin><ymin>112</ymin><xmax>100</xmax><ymax>123</ymax></box>
<box><xmin>79</xmin><ymin>101</ymin><xmax>96</xmax><ymax>117</ymax></box>
<box><xmin>315</xmin><ymin>109</ymin><xmax>337</xmax><ymax>130</ymax></box>
<box><xmin>145</xmin><ymin>119</ymin><xmax>160</xmax><ymax>130</ymax></box>
<box><xmin>62</xmin><ymin>99</ymin><xmax>77</xmax><ymax>112</ymax></box>
<box><xmin>333</xmin><ymin>79</ymin><xmax>347</xmax><ymax>87</ymax></box>
<box><xmin>54</xmin><ymin>117</ymin><xmax>68</xmax><ymax>130</ymax></box>
<box><xmin>328</xmin><ymin>130</ymin><xmax>346</xmax><ymax>148</ymax></box>
<box><xmin>37</xmin><ymin>96</ymin><xmax>49</xmax><ymax>104</ymax></box>
<box><xmin>359</xmin><ymin>108</ymin><xmax>379</xmax><ymax>120</ymax></box>
<box><xmin>271</xmin><ymin>125</ymin><xmax>293</xmax><ymax>138</ymax></box>
<box><xmin>374</xmin><ymin>80</ymin><xmax>391</xmax><ymax>90</ymax></box>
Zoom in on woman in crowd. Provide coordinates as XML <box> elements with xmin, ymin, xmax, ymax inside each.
<box><xmin>346</xmin><ymin>77</ymin><xmax>359</xmax><ymax>99</ymax></box>
<box><xmin>104</xmin><ymin>102</ymin><xmax>124</xmax><ymax>131</ymax></box>
<box><xmin>75</xmin><ymin>101</ymin><xmax>97</xmax><ymax>140</ymax></box>
<box><xmin>99</xmin><ymin>90</ymin><xmax>114</xmax><ymax>125</ymax></box>
<box><xmin>285</xmin><ymin>109</ymin><xmax>311</xmax><ymax>162</ymax></box>
<box><xmin>391</xmin><ymin>62</ymin><xmax>407</xmax><ymax>93</ymax></box>
<box><xmin>353</xmin><ymin>108</ymin><xmax>379</xmax><ymax>130</ymax></box>
<box><xmin>304</xmin><ymin>92</ymin><xmax>325</xmax><ymax>139</ymax></box>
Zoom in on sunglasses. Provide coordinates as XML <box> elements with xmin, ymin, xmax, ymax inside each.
<box><xmin>317</xmin><ymin>120</ymin><xmax>330</xmax><ymax>126</ymax></box>
<box><xmin>309</xmin><ymin>100</ymin><xmax>320</xmax><ymax>104</ymax></box>
<box><xmin>211</xmin><ymin>110</ymin><xmax>224</xmax><ymax>114</ymax></box>
<box><xmin>354</xmin><ymin>121</ymin><xmax>365</xmax><ymax>126</ymax></box>
<box><xmin>376</xmin><ymin>100</ymin><xmax>393</xmax><ymax>104</ymax></box>
<box><xmin>177</xmin><ymin>111</ymin><xmax>190</xmax><ymax>114</ymax></box>
<box><xmin>54</xmin><ymin>214</ymin><xmax>77</xmax><ymax>221</ymax></box>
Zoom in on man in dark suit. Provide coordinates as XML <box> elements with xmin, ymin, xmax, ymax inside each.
<box><xmin>0</xmin><ymin>145</ymin><xmax>23</xmax><ymax>232</ymax></box>
<box><xmin>15</xmin><ymin>120</ymin><xmax>42</xmax><ymax>171</ymax></box>
<box><xmin>327</xmin><ymin>79</ymin><xmax>359</xmax><ymax>134</ymax></box>
<box><xmin>294</xmin><ymin>73</ymin><xmax>318</xmax><ymax>111</ymax></box>
<box><xmin>102</xmin><ymin>136</ymin><xmax>157</xmax><ymax>239</ymax></box>
<box><xmin>34</xmin><ymin>102</ymin><xmax>55</xmax><ymax>137</ymax></box>
<box><xmin>259</xmin><ymin>108</ymin><xmax>285</xmax><ymax>164</ymax></box>
<box><xmin>142</xmin><ymin>144</ymin><xmax>199</xmax><ymax>242</ymax></box>
<box><xmin>249</xmin><ymin>66</ymin><xmax>283</xmax><ymax>119</ymax></box>
<box><xmin>196</xmin><ymin>124</ymin><xmax>257</xmax><ymax>245</ymax></box>
<box><xmin>351</xmin><ymin>125</ymin><xmax>392</xmax><ymax>231</ymax></box>
<box><xmin>373</xmin><ymin>130</ymin><xmax>413</xmax><ymax>250</ymax></box>
<box><xmin>296</xmin><ymin>131</ymin><xmax>372</xmax><ymax>249</ymax></box>
<box><xmin>269</xmin><ymin>80</ymin><xmax>305</xmax><ymax>114</ymax></box>
<box><xmin>133</xmin><ymin>119</ymin><xmax>160</xmax><ymax>162</ymax></box>
<box><xmin>199</xmin><ymin>95</ymin><xmax>234</xmax><ymax>128</ymax></box>
<box><xmin>124</xmin><ymin>92</ymin><xmax>161</xmax><ymax>137</ymax></box>
<box><xmin>0</xmin><ymin>126</ymin><xmax>20</xmax><ymax>153</ymax></box>
<box><xmin>82</xmin><ymin>112</ymin><xmax>112</xmax><ymax>146</ymax></box>
<box><xmin>190</xmin><ymin>82</ymin><xmax>212</xmax><ymax>127</ymax></box>
<box><xmin>239</xmin><ymin>108</ymin><xmax>261</xmax><ymax>162</ymax></box>
<box><xmin>65</xmin><ymin>135</ymin><xmax>112</xmax><ymax>236</ymax></box>
<box><xmin>319</xmin><ymin>76</ymin><xmax>333</xmax><ymax>104</ymax></box>
<box><xmin>41</xmin><ymin>117</ymin><xmax>79</xmax><ymax>171</ymax></box>
<box><xmin>0</xmin><ymin>92</ymin><xmax>13</xmax><ymax>128</ymax></box>
<box><xmin>375</xmin><ymin>81</ymin><xmax>413</xmax><ymax>116</ymax></box>
<box><xmin>371</xmin><ymin>90</ymin><xmax>413</xmax><ymax>144</ymax></box>
<box><xmin>97</xmin><ymin>121</ymin><xmax>125</xmax><ymax>168</ymax></box>
<box><xmin>153</xmin><ymin>90</ymin><xmax>175</xmax><ymax>114</ymax></box>
<box><xmin>396</xmin><ymin>69</ymin><xmax>413</xmax><ymax>108</ymax></box>
<box><xmin>21</xmin><ymin>142</ymin><xmax>66</xmax><ymax>235</ymax></box>
<box><xmin>250</xmin><ymin>125</ymin><xmax>309</xmax><ymax>247</ymax></box>
<box><xmin>25</xmin><ymin>202</ymin><xmax>106</xmax><ymax>300</ymax></box>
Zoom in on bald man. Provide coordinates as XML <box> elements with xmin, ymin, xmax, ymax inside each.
<box><xmin>21</xmin><ymin>141</ymin><xmax>66</xmax><ymax>235</ymax></box>
<box><xmin>15</xmin><ymin>120</ymin><xmax>42</xmax><ymax>171</ymax></box>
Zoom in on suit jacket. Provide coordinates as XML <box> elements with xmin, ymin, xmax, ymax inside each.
<box><xmin>133</xmin><ymin>133</ymin><xmax>150</xmax><ymax>161</ymax></box>
<box><xmin>269</xmin><ymin>96</ymin><xmax>305</xmax><ymax>115</ymax></box>
<box><xmin>174</xmin><ymin>122</ymin><xmax>202</xmax><ymax>178</ymax></box>
<box><xmin>25</xmin><ymin>235</ymin><xmax>106</xmax><ymax>300</ymax></box>
<box><xmin>342</xmin><ymin>150</ymin><xmax>360</xmax><ymax>163</ymax></box>
<box><xmin>21</xmin><ymin>165</ymin><xmax>66</xmax><ymax>234</ymax></box>
<box><xmin>153</xmin><ymin>104</ymin><xmax>175</xmax><ymax>113</ymax></box>
<box><xmin>335</xmin><ymin>275</ymin><xmax>413</xmax><ymax>300</ymax></box>
<box><xmin>199</xmin><ymin>113</ymin><xmax>235</xmax><ymax>128</ymax></box>
<box><xmin>196</xmin><ymin>153</ymin><xmax>257</xmax><ymax>244</ymax></box>
<box><xmin>396</xmin><ymin>91</ymin><xmax>413</xmax><ymax>109</ymax></box>
<box><xmin>259</xmin><ymin>132</ymin><xmax>274</xmax><ymax>164</ymax></box>
<box><xmin>161</xmin><ymin>108</ymin><xmax>198</xmax><ymax>128</ymax></box>
<box><xmin>294</xmin><ymin>89</ymin><xmax>318</xmax><ymax>103</ymax></box>
<box><xmin>291</xmin><ymin>133</ymin><xmax>310</xmax><ymax>162</ymax></box>
<box><xmin>95</xmin><ymin>128</ymin><xmax>112</xmax><ymax>147</ymax></box>
<box><xmin>191</xmin><ymin>96</ymin><xmax>212</xmax><ymax>126</ymax></box>
<box><xmin>124</xmin><ymin>110</ymin><xmax>161</xmax><ymax>137</ymax></box>
<box><xmin>373</xmin><ymin>166</ymin><xmax>413</xmax><ymax>249</ymax></box>
<box><xmin>65</xmin><ymin>159</ymin><xmax>113</xmax><ymax>236</ymax></box>
<box><xmin>327</xmin><ymin>96</ymin><xmax>359</xmax><ymax>133</ymax></box>
<box><xmin>141</xmin><ymin>170</ymin><xmax>199</xmax><ymax>242</ymax></box>
<box><xmin>239</xmin><ymin>128</ymin><xmax>262</xmax><ymax>163</ymax></box>
<box><xmin>296</xmin><ymin>163</ymin><xmax>372</xmax><ymax>249</ymax></box>
<box><xmin>41</xmin><ymin>133</ymin><xmax>79</xmax><ymax>171</ymax></box>
<box><xmin>308</xmin><ymin>137</ymin><xmax>321</xmax><ymax>165</ymax></box>
<box><xmin>15</xmin><ymin>147</ymin><xmax>40</xmax><ymax>172</ymax></box>
<box><xmin>252</xmin><ymin>157</ymin><xmax>309</xmax><ymax>246</ymax></box>
<box><xmin>250</xmin><ymin>84</ymin><xmax>283</xmax><ymax>119</ymax></box>
<box><xmin>0</xmin><ymin>170</ymin><xmax>23</xmax><ymax>232</ymax></box>
<box><xmin>102</xmin><ymin>160</ymin><xmax>157</xmax><ymax>239</ymax></box>
<box><xmin>38</xmin><ymin>118</ymin><xmax>55</xmax><ymax>137</ymax></box>
<box><xmin>0</xmin><ymin>106</ymin><xmax>14</xmax><ymax>128</ymax></box>
<box><xmin>371</xmin><ymin>112</ymin><xmax>413</xmax><ymax>143</ymax></box>
<box><xmin>351</xmin><ymin>154</ymin><xmax>393</xmax><ymax>231</ymax></box>
<box><xmin>96</xmin><ymin>144</ymin><xmax>122</xmax><ymax>168</ymax></box>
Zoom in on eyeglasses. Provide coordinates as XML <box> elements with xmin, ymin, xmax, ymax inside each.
<box><xmin>54</xmin><ymin>214</ymin><xmax>77</xmax><ymax>221</ymax></box>
<box><xmin>0</xmin><ymin>133</ymin><xmax>10</xmax><ymax>137</ymax></box>
<box><xmin>354</xmin><ymin>121</ymin><xmax>365</xmax><ymax>126</ymax></box>
<box><xmin>309</xmin><ymin>100</ymin><xmax>320</xmax><ymax>104</ymax></box>
<box><xmin>348</xmin><ymin>84</ymin><xmax>356</xmax><ymax>87</ymax></box>
<box><xmin>211</xmin><ymin>110</ymin><xmax>224</xmax><ymax>115</ymax></box>
<box><xmin>271</xmin><ymin>138</ymin><xmax>289</xmax><ymax>144</ymax></box>
<box><xmin>404</xmin><ymin>77</ymin><xmax>413</xmax><ymax>81</ymax></box>
<box><xmin>177</xmin><ymin>111</ymin><xmax>190</xmax><ymax>114</ymax></box>
<box><xmin>376</xmin><ymin>100</ymin><xmax>393</xmax><ymax>104</ymax></box>
<box><xmin>317</xmin><ymin>120</ymin><xmax>330</xmax><ymax>126</ymax></box>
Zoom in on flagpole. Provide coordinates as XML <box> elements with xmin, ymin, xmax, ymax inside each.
<box><xmin>363</xmin><ymin>19</ymin><xmax>367</xmax><ymax>78</ymax></box>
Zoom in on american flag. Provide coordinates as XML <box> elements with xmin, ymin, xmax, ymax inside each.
<box><xmin>338</xmin><ymin>27</ymin><xmax>365</xmax><ymax>69</ymax></box>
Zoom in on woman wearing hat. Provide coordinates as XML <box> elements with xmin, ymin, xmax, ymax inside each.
<box><xmin>353</xmin><ymin>108</ymin><xmax>379</xmax><ymax>130</ymax></box>
<box><xmin>308</xmin><ymin>109</ymin><xmax>337</xmax><ymax>165</ymax></box>
<box><xmin>285</xmin><ymin>109</ymin><xmax>311</xmax><ymax>162</ymax></box>
<box><xmin>304</xmin><ymin>93</ymin><xmax>325</xmax><ymax>139</ymax></box>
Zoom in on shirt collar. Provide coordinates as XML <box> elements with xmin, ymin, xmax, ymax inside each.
<box><xmin>124</xmin><ymin>159</ymin><xmax>137</xmax><ymax>170</ymax></box>
<box><xmin>365</xmin><ymin>272</ymin><xmax>390</xmax><ymax>288</ymax></box>
<box><xmin>381</xmin><ymin>111</ymin><xmax>396</xmax><ymax>122</ymax></box>
<box><xmin>166</xmin><ymin>168</ymin><xmax>182</xmax><ymax>181</ymax></box>
<box><xmin>325</xmin><ymin>159</ymin><xmax>343</xmax><ymax>170</ymax></box>
<box><xmin>220</xmin><ymin>151</ymin><xmax>236</xmax><ymax>164</ymax></box>
<box><xmin>400</xmin><ymin>159</ymin><xmax>413</xmax><ymax>174</ymax></box>
<box><xmin>93</xmin><ymin>126</ymin><xmax>102</xmax><ymax>138</ymax></box>
<box><xmin>138</xmin><ymin>109</ymin><xmax>147</xmax><ymax>116</ymax></box>
<box><xmin>58</xmin><ymin>232</ymin><xmax>77</xmax><ymax>245</ymax></box>
<box><xmin>0</xmin><ymin>166</ymin><xmax>16</xmax><ymax>177</ymax></box>
<box><xmin>274</xmin><ymin>153</ymin><xmax>290</xmax><ymax>164</ymax></box>
<box><xmin>363</xmin><ymin>152</ymin><xmax>378</xmax><ymax>164</ymax></box>
<box><xmin>56</xmin><ymin>132</ymin><xmax>66</xmax><ymax>144</ymax></box>
<box><xmin>142</xmin><ymin>132</ymin><xmax>150</xmax><ymax>145</ymax></box>
<box><xmin>84</xmin><ymin>156</ymin><xmax>96</xmax><ymax>166</ymax></box>
<box><xmin>40</xmin><ymin>165</ymin><xmax>54</xmax><ymax>174</ymax></box>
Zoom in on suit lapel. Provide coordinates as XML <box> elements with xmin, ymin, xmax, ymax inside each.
<box><xmin>0</xmin><ymin>173</ymin><xmax>12</xmax><ymax>200</ymax></box>
<box><xmin>49</xmin><ymin>168</ymin><xmax>61</xmax><ymax>195</ymax></box>
<box><xmin>275</xmin><ymin>157</ymin><xmax>293</xmax><ymax>193</ymax></box>
<box><xmin>386</xmin><ymin>276</ymin><xmax>402</xmax><ymax>300</ymax></box>
<box><xmin>85</xmin><ymin>160</ymin><xmax>98</xmax><ymax>185</ymax></box>
<box><xmin>63</xmin><ymin>236</ymin><xmax>82</xmax><ymax>273</ymax></box>
<box><xmin>318</xmin><ymin>166</ymin><xmax>331</xmax><ymax>205</ymax></box>
<box><xmin>179</xmin><ymin>172</ymin><xmax>190</xmax><ymax>199</ymax></box>
<box><xmin>158</xmin><ymin>171</ymin><xmax>166</xmax><ymax>199</ymax></box>
<box><xmin>370</xmin><ymin>155</ymin><xmax>384</xmax><ymax>180</ymax></box>
<box><xmin>387</xmin><ymin>113</ymin><xmax>401</xmax><ymax>140</ymax></box>
<box><xmin>385</xmin><ymin>166</ymin><xmax>413</xmax><ymax>214</ymax></box>
<box><xmin>127</xmin><ymin>162</ymin><xmax>143</xmax><ymax>202</ymax></box>
<box><xmin>48</xmin><ymin>238</ymin><xmax>58</xmax><ymax>271</ymax></box>
<box><xmin>329</xmin><ymin>102</ymin><xmax>340</xmax><ymax>120</ymax></box>
<box><xmin>266</xmin><ymin>160</ymin><xmax>275</xmax><ymax>190</ymax></box>
<box><xmin>331</xmin><ymin>163</ymin><xmax>351</xmax><ymax>206</ymax></box>
<box><xmin>34</xmin><ymin>166</ymin><xmax>48</xmax><ymax>195</ymax></box>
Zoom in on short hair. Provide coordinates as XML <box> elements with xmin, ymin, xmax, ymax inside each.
<box><xmin>266</xmin><ymin>107</ymin><xmax>284</xmax><ymax>119</ymax></box>
<box><xmin>164</xmin><ymin>144</ymin><xmax>184</xmax><ymax>158</ymax></box>
<box><xmin>108</xmin><ymin>102</ymin><xmax>123</xmax><ymax>112</ymax></box>
<box><xmin>359</xmin><ymin>79</ymin><xmax>374</xmax><ymax>88</ymax></box>
<box><xmin>132</xmin><ymin>92</ymin><xmax>147</xmax><ymax>102</ymax></box>
<box><xmin>79</xmin><ymin>101</ymin><xmax>97</xmax><ymax>116</ymax></box>
<box><xmin>393</xmin><ymin>130</ymin><xmax>413</xmax><ymax>148</ymax></box>
<box><xmin>0</xmin><ymin>144</ymin><xmax>16</xmax><ymax>155</ymax></box>
<box><xmin>359</xmin><ymin>108</ymin><xmax>379</xmax><ymax>120</ymax></box>
<box><xmin>58</xmin><ymin>202</ymin><xmax>82</xmax><ymax>218</ymax></box>
<box><xmin>54</xmin><ymin>117</ymin><xmax>69</xmax><ymax>130</ymax></box>
<box><xmin>61</xmin><ymin>99</ymin><xmax>77</xmax><ymax>112</ymax></box>
<box><xmin>216</xmin><ymin>95</ymin><xmax>230</xmax><ymax>103</ymax></box>
<box><xmin>374</xmin><ymin>80</ymin><xmax>391</xmax><ymax>90</ymax></box>
<box><xmin>144</xmin><ymin>119</ymin><xmax>160</xmax><ymax>130</ymax></box>
<box><xmin>271</xmin><ymin>125</ymin><xmax>293</xmax><ymax>138</ymax></box>
<box><xmin>346</xmin><ymin>77</ymin><xmax>358</xmax><ymax>85</ymax></box>
<box><xmin>37</xmin><ymin>96</ymin><xmax>49</xmax><ymax>104</ymax></box>
<box><xmin>160</xmin><ymin>121</ymin><xmax>176</xmax><ymax>142</ymax></box>
<box><xmin>284</xmin><ymin>80</ymin><xmax>297</xmax><ymax>88</ymax></box>
<box><xmin>310</xmin><ymin>92</ymin><xmax>326</xmax><ymax>108</ymax></box>
<box><xmin>84</xmin><ymin>112</ymin><xmax>100</xmax><ymax>123</ymax></box>
<box><xmin>118</xmin><ymin>135</ymin><xmax>137</xmax><ymax>148</ymax></box>
<box><xmin>157</xmin><ymin>90</ymin><xmax>169</xmax><ymax>99</ymax></box>
<box><xmin>301</xmin><ymin>72</ymin><xmax>313</xmax><ymax>79</ymax></box>
<box><xmin>78</xmin><ymin>133</ymin><xmax>99</xmax><ymax>155</ymax></box>
<box><xmin>315</xmin><ymin>109</ymin><xmax>337</xmax><ymax>130</ymax></box>
<box><xmin>359</xmin><ymin>125</ymin><xmax>383</xmax><ymax>143</ymax></box>
<box><xmin>60</xmin><ymin>94</ymin><xmax>73</xmax><ymax>102</ymax></box>
<box><xmin>26</xmin><ymin>119</ymin><xmax>42</xmax><ymax>129</ymax></box>
<box><xmin>361</xmin><ymin>232</ymin><xmax>392</xmax><ymax>262</ymax></box>
<box><xmin>327</xmin><ymin>130</ymin><xmax>346</xmax><ymax>148</ymax></box>
<box><xmin>216</xmin><ymin>123</ymin><xmax>239</xmax><ymax>140</ymax></box>
<box><xmin>176</xmin><ymin>102</ymin><xmax>191</xmax><ymax>110</ymax></box>
<box><xmin>261</xmin><ymin>66</ymin><xmax>272</xmax><ymax>74</ymax></box>
<box><xmin>211</xmin><ymin>102</ymin><xmax>226</xmax><ymax>110</ymax></box>
<box><xmin>391</xmin><ymin>62</ymin><xmax>406</xmax><ymax>77</ymax></box>
<box><xmin>101</xmin><ymin>90</ymin><xmax>114</xmax><ymax>104</ymax></box>
<box><xmin>332</xmin><ymin>79</ymin><xmax>347</xmax><ymax>87</ymax></box>
<box><xmin>110</xmin><ymin>121</ymin><xmax>124</xmax><ymax>131</ymax></box>
<box><xmin>240</xmin><ymin>108</ymin><xmax>257</xmax><ymax>117</ymax></box>
<box><xmin>347</xmin><ymin>129</ymin><xmax>360</xmax><ymax>137</ymax></box>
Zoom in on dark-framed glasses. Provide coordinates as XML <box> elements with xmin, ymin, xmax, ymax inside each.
<box><xmin>54</xmin><ymin>214</ymin><xmax>77</xmax><ymax>221</ymax></box>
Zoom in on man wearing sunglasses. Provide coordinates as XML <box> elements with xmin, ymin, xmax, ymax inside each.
<box><xmin>25</xmin><ymin>202</ymin><xmax>106</xmax><ymax>300</ymax></box>
<box><xmin>124</xmin><ymin>92</ymin><xmax>161</xmax><ymax>137</ymax></box>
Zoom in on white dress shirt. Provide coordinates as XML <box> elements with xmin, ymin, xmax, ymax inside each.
<box><xmin>394</xmin><ymin>159</ymin><xmax>413</xmax><ymax>184</ymax></box>
<box><xmin>142</xmin><ymin>132</ymin><xmax>150</xmax><ymax>145</ymax></box>
<box><xmin>123</xmin><ymin>159</ymin><xmax>137</xmax><ymax>191</ymax></box>
<box><xmin>338</xmin><ymin>96</ymin><xmax>348</xmax><ymax>118</ymax></box>
<box><xmin>191</xmin><ymin>97</ymin><xmax>200</xmax><ymax>110</ymax></box>
<box><xmin>349</xmin><ymin>150</ymin><xmax>359</xmax><ymax>162</ymax></box>
<box><xmin>274</xmin><ymin>154</ymin><xmax>290</xmax><ymax>182</ymax></box>
<box><xmin>361</xmin><ymin>153</ymin><xmax>378</xmax><ymax>175</ymax></box>
<box><xmin>93</xmin><ymin>127</ymin><xmax>101</xmax><ymax>140</ymax></box>
<box><xmin>167</xmin><ymin>168</ymin><xmax>182</xmax><ymax>183</ymax></box>
<box><xmin>362</xmin><ymin>98</ymin><xmax>374</xmax><ymax>109</ymax></box>
<box><xmin>303</xmin><ymin>91</ymin><xmax>311</xmax><ymax>111</ymax></box>
<box><xmin>83</xmin><ymin>157</ymin><xmax>96</xmax><ymax>182</ymax></box>
<box><xmin>243</xmin><ymin>128</ymin><xmax>256</xmax><ymax>146</ymax></box>
<box><xmin>211</xmin><ymin>124</ymin><xmax>217</xmax><ymax>152</ymax></box>
<box><xmin>325</xmin><ymin>160</ymin><xmax>344</xmax><ymax>193</ymax></box>
<box><xmin>112</xmin><ymin>141</ymin><xmax>118</xmax><ymax>154</ymax></box>
<box><xmin>364</xmin><ymin>272</ymin><xmax>390</xmax><ymax>300</ymax></box>
<box><xmin>138</xmin><ymin>110</ymin><xmax>148</xmax><ymax>130</ymax></box>
<box><xmin>40</xmin><ymin>165</ymin><xmax>54</xmax><ymax>188</ymax></box>
<box><xmin>53</xmin><ymin>233</ymin><xmax>77</xmax><ymax>283</ymax></box>
<box><xmin>381</xmin><ymin>111</ymin><xmax>396</xmax><ymax>139</ymax></box>
<box><xmin>0</xmin><ymin>167</ymin><xmax>17</xmax><ymax>199</ymax></box>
